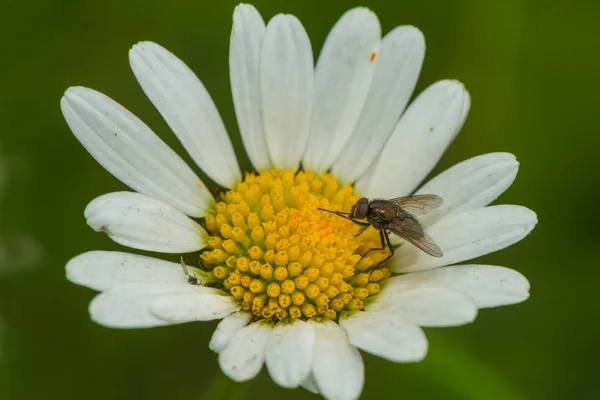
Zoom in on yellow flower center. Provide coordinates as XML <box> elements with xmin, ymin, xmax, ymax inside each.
<box><xmin>200</xmin><ymin>169</ymin><xmax>392</xmax><ymax>321</ymax></box>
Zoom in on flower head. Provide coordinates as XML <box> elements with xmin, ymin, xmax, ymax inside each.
<box><xmin>62</xmin><ymin>4</ymin><xmax>536</xmax><ymax>399</ymax></box>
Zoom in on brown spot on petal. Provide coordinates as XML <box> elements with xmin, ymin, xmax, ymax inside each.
<box><xmin>369</xmin><ymin>51</ymin><xmax>376</xmax><ymax>62</ymax></box>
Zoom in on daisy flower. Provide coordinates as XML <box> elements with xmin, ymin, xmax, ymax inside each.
<box><xmin>61</xmin><ymin>4</ymin><xmax>536</xmax><ymax>400</ymax></box>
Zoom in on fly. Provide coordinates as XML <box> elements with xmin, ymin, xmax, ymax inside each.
<box><xmin>319</xmin><ymin>195</ymin><xmax>444</xmax><ymax>266</ymax></box>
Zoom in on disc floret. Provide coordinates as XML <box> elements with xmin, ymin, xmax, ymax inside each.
<box><xmin>200</xmin><ymin>169</ymin><xmax>392</xmax><ymax>321</ymax></box>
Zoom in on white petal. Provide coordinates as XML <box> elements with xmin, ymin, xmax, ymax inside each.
<box><xmin>393</xmin><ymin>205</ymin><xmax>537</xmax><ymax>272</ymax></box>
<box><xmin>309</xmin><ymin>320</ymin><xmax>364</xmax><ymax>400</ymax></box>
<box><xmin>130</xmin><ymin>42</ymin><xmax>241</xmax><ymax>188</ymax></box>
<box><xmin>300</xmin><ymin>374</ymin><xmax>320</xmax><ymax>394</ymax></box>
<box><xmin>266</xmin><ymin>320</ymin><xmax>315</xmax><ymax>388</ymax></box>
<box><xmin>230</xmin><ymin>4</ymin><xmax>271</xmax><ymax>171</ymax></box>
<box><xmin>89</xmin><ymin>282</ymin><xmax>216</xmax><ymax>328</ymax></box>
<box><xmin>356</xmin><ymin>80</ymin><xmax>470</xmax><ymax>197</ymax></box>
<box><xmin>261</xmin><ymin>14</ymin><xmax>313</xmax><ymax>171</ymax></box>
<box><xmin>150</xmin><ymin>292</ymin><xmax>238</xmax><ymax>323</ymax></box>
<box><xmin>209</xmin><ymin>311</ymin><xmax>252</xmax><ymax>353</ymax></box>
<box><xmin>384</xmin><ymin>264</ymin><xmax>530</xmax><ymax>308</ymax></box>
<box><xmin>331</xmin><ymin>26</ymin><xmax>425</xmax><ymax>184</ymax></box>
<box><xmin>340</xmin><ymin>310</ymin><xmax>428</xmax><ymax>363</ymax></box>
<box><xmin>417</xmin><ymin>153</ymin><xmax>519</xmax><ymax>226</ymax></box>
<box><xmin>219</xmin><ymin>321</ymin><xmax>273</xmax><ymax>382</ymax></box>
<box><xmin>303</xmin><ymin>8</ymin><xmax>381</xmax><ymax>174</ymax></box>
<box><xmin>84</xmin><ymin>192</ymin><xmax>205</xmax><ymax>253</ymax></box>
<box><xmin>66</xmin><ymin>251</ymin><xmax>186</xmax><ymax>291</ymax></box>
<box><xmin>367</xmin><ymin>287</ymin><xmax>477</xmax><ymax>327</ymax></box>
<box><xmin>61</xmin><ymin>86</ymin><xmax>212</xmax><ymax>217</ymax></box>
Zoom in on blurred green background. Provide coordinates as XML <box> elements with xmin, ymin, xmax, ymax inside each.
<box><xmin>0</xmin><ymin>0</ymin><xmax>598</xmax><ymax>398</ymax></box>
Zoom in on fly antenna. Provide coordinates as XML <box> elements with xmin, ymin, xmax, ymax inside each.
<box><xmin>317</xmin><ymin>208</ymin><xmax>351</xmax><ymax>216</ymax></box>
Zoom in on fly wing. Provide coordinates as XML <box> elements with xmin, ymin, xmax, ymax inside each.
<box><xmin>388</xmin><ymin>217</ymin><xmax>444</xmax><ymax>257</ymax></box>
<box><xmin>388</xmin><ymin>194</ymin><xmax>443</xmax><ymax>217</ymax></box>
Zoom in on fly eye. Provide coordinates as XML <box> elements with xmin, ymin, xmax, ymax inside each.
<box><xmin>352</xmin><ymin>198</ymin><xmax>369</xmax><ymax>219</ymax></box>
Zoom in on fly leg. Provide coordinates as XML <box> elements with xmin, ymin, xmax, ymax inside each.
<box><xmin>365</xmin><ymin>231</ymin><xmax>395</xmax><ymax>282</ymax></box>
<box><xmin>357</xmin><ymin>229</ymin><xmax>388</xmax><ymax>265</ymax></box>
<box><xmin>354</xmin><ymin>224</ymin><xmax>370</xmax><ymax>237</ymax></box>
<box><xmin>376</xmin><ymin>230</ymin><xmax>394</xmax><ymax>266</ymax></box>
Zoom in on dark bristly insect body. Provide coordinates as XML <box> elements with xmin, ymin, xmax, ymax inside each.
<box><xmin>319</xmin><ymin>195</ymin><xmax>444</xmax><ymax>267</ymax></box>
<box><xmin>180</xmin><ymin>257</ymin><xmax>199</xmax><ymax>284</ymax></box>
<box><xmin>181</xmin><ymin>257</ymin><xmax>220</xmax><ymax>287</ymax></box>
